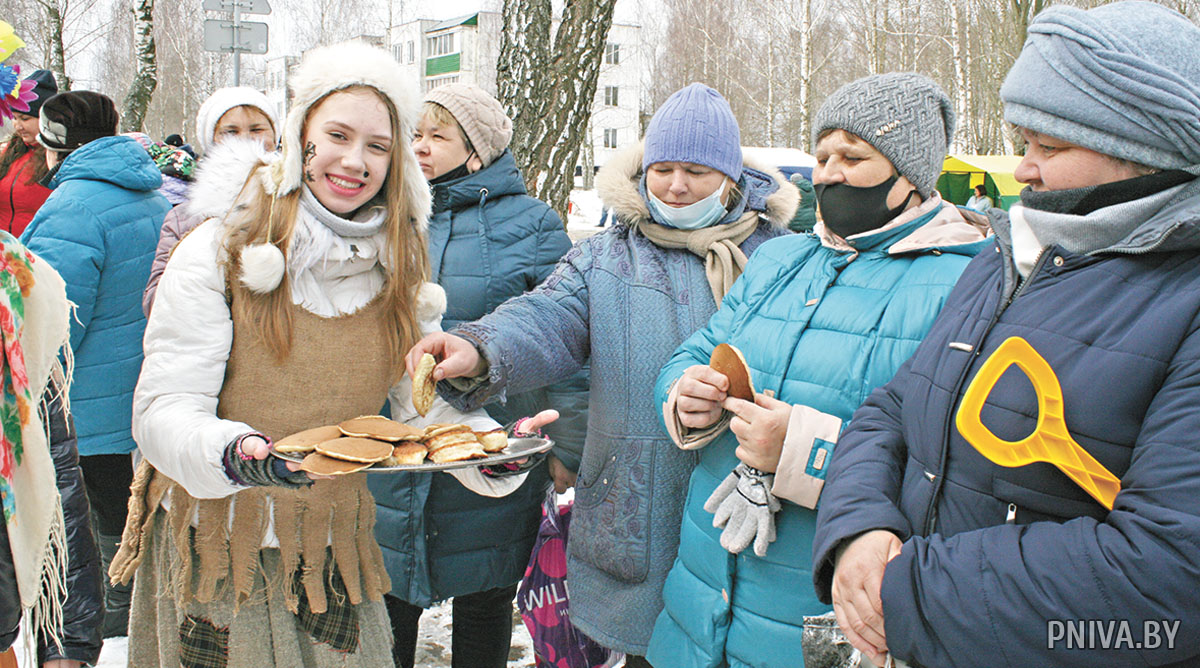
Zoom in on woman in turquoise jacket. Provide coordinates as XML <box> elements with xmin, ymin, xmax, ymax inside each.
<box><xmin>649</xmin><ymin>73</ymin><xmax>990</xmax><ymax>667</ymax></box>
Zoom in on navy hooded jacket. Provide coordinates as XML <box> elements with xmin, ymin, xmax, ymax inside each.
<box><xmin>813</xmin><ymin>179</ymin><xmax>1200</xmax><ymax>667</ymax></box>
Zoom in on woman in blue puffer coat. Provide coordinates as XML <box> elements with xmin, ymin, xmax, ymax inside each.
<box><xmin>813</xmin><ymin>4</ymin><xmax>1200</xmax><ymax>667</ymax></box>
<box><xmin>649</xmin><ymin>73</ymin><xmax>989</xmax><ymax>667</ymax></box>
<box><xmin>405</xmin><ymin>83</ymin><xmax>796</xmax><ymax>663</ymax></box>
<box><xmin>20</xmin><ymin>91</ymin><xmax>168</xmax><ymax>639</ymax></box>
<box><xmin>370</xmin><ymin>83</ymin><xmax>587</xmax><ymax>668</ymax></box>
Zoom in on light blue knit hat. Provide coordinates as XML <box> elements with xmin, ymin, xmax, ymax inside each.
<box><xmin>1001</xmin><ymin>1</ymin><xmax>1200</xmax><ymax>172</ymax></box>
<box><xmin>643</xmin><ymin>83</ymin><xmax>742</xmax><ymax>181</ymax></box>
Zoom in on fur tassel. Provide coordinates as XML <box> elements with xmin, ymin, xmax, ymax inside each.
<box><xmin>239</xmin><ymin>243</ymin><xmax>286</xmax><ymax>294</ymax></box>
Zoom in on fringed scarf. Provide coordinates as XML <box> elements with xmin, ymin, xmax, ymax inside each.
<box><xmin>0</xmin><ymin>231</ymin><xmax>72</xmax><ymax>659</ymax></box>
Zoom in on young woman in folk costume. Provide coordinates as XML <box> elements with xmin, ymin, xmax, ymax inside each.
<box><xmin>112</xmin><ymin>42</ymin><xmax>538</xmax><ymax>668</ymax></box>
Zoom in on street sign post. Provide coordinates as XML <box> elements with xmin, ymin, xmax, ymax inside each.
<box><xmin>202</xmin><ymin>0</ymin><xmax>271</xmax><ymax>86</ymax></box>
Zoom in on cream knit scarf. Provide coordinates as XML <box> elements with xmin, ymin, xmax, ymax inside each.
<box><xmin>0</xmin><ymin>234</ymin><xmax>72</xmax><ymax>659</ymax></box>
<box><xmin>637</xmin><ymin>210</ymin><xmax>761</xmax><ymax>305</ymax></box>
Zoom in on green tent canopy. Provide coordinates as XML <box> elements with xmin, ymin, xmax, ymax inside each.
<box><xmin>938</xmin><ymin>155</ymin><xmax>1025</xmax><ymax>211</ymax></box>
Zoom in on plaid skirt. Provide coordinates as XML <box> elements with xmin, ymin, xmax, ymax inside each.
<box><xmin>127</xmin><ymin>510</ymin><xmax>392</xmax><ymax>668</ymax></box>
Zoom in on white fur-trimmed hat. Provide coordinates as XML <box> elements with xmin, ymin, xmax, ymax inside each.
<box><xmin>267</xmin><ymin>41</ymin><xmax>428</xmax><ymax>219</ymax></box>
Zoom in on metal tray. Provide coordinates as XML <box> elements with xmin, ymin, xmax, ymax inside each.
<box><xmin>271</xmin><ymin>437</ymin><xmax>553</xmax><ymax>473</ymax></box>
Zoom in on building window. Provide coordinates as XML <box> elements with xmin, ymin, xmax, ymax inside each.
<box><xmin>604</xmin><ymin>43</ymin><xmax>620</xmax><ymax>65</ymax></box>
<box><xmin>426</xmin><ymin>32</ymin><xmax>457</xmax><ymax>57</ymax></box>
<box><xmin>604</xmin><ymin>128</ymin><xmax>618</xmax><ymax>149</ymax></box>
<box><xmin>407</xmin><ymin>41</ymin><xmax>415</xmax><ymax>63</ymax></box>
<box><xmin>604</xmin><ymin>86</ymin><xmax>618</xmax><ymax>106</ymax></box>
<box><xmin>425</xmin><ymin>75</ymin><xmax>460</xmax><ymax>92</ymax></box>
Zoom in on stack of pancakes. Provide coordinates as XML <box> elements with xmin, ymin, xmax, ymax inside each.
<box><xmin>274</xmin><ymin>416</ymin><xmax>510</xmax><ymax>474</ymax></box>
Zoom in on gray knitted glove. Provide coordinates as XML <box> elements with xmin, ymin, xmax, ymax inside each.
<box><xmin>704</xmin><ymin>462</ymin><xmax>781</xmax><ymax>557</ymax></box>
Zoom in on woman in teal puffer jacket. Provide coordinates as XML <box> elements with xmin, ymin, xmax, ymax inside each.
<box><xmin>649</xmin><ymin>73</ymin><xmax>990</xmax><ymax>667</ymax></box>
<box><xmin>369</xmin><ymin>83</ymin><xmax>587</xmax><ymax>668</ymax></box>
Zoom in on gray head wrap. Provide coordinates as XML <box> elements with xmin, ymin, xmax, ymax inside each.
<box><xmin>812</xmin><ymin>72</ymin><xmax>954</xmax><ymax>198</ymax></box>
<box><xmin>1001</xmin><ymin>1</ymin><xmax>1200</xmax><ymax>172</ymax></box>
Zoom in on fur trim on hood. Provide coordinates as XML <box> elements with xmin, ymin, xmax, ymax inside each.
<box><xmin>596</xmin><ymin>141</ymin><xmax>799</xmax><ymax>228</ymax></box>
<box><xmin>266</xmin><ymin>41</ymin><xmax>431</xmax><ymax>235</ymax></box>
<box><xmin>184</xmin><ymin>137</ymin><xmax>278</xmax><ymax>223</ymax></box>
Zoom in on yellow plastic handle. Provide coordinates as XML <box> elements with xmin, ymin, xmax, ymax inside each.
<box><xmin>956</xmin><ymin>336</ymin><xmax>1120</xmax><ymax>510</ymax></box>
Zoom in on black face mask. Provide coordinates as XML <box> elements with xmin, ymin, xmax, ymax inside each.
<box><xmin>429</xmin><ymin>161</ymin><xmax>472</xmax><ymax>185</ymax></box>
<box><xmin>428</xmin><ymin>152</ymin><xmax>479</xmax><ymax>186</ymax></box>
<box><xmin>815</xmin><ymin>175</ymin><xmax>917</xmax><ymax>239</ymax></box>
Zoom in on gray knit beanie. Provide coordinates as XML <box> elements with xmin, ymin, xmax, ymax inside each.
<box><xmin>424</xmin><ymin>83</ymin><xmax>513</xmax><ymax>167</ymax></box>
<box><xmin>1001</xmin><ymin>1</ymin><xmax>1200</xmax><ymax>172</ymax></box>
<box><xmin>812</xmin><ymin>72</ymin><xmax>954</xmax><ymax>198</ymax></box>
<box><xmin>643</xmin><ymin>83</ymin><xmax>742</xmax><ymax>182</ymax></box>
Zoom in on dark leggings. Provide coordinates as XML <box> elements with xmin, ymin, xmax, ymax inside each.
<box><xmin>79</xmin><ymin>453</ymin><xmax>134</xmax><ymax>535</ymax></box>
<box><xmin>625</xmin><ymin>655</ymin><xmax>655</xmax><ymax>667</ymax></box>
<box><xmin>386</xmin><ymin>583</ymin><xmax>519</xmax><ymax>668</ymax></box>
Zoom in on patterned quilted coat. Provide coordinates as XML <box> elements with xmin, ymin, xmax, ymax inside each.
<box><xmin>21</xmin><ymin>136</ymin><xmax>168</xmax><ymax>456</ymax></box>
<box><xmin>440</xmin><ymin>143</ymin><xmax>795</xmax><ymax>654</ymax></box>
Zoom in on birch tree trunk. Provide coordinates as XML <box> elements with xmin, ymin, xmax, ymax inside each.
<box><xmin>949</xmin><ymin>0</ymin><xmax>969</xmax><ymax>153</ymax></box>
<box><xmin>121</xmin><ymin>0</ymin><xmax>157</xmax><ymax>132</ymax></box>
<box><xmin>497</xmin><ymin>0</ymin><xmax>618</xmax><ymax>220</ymax></box>
<box><xmin>36</xmin><ymin>0</ymin><xmax>72</xmax><ymax>91</ymax></box>
<box><xmin>795</xmin><ymin>0</ymin><xmax>813</xmax><ymax>147</ymax></box>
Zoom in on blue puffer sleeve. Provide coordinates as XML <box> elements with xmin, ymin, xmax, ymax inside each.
<box><xmin>811</xmin><ymin>360</ymin><xmax>916</xmax><ymax>603</ymax></box>
<box><xmin>880</xmin><ymin>325</ymin><xmax>1200</xmax><ymax>668</ymax></box>
<box><xmin>445</xmin><ymin>236</ymin><xmax>594</xmax><ymax>412</ymax></box>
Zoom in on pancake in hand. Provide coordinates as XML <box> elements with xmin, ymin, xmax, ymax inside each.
<box><xmin>338</xmin><ymin>415</ymin><xmax>424</xmax><ymax>442</ymax></box>
<box><xmin>412</xmin><ymin>353</ymin><xmax>437</xmax><ymax>416</ymax></box>
<box><xmin>314</xmin><ymin>437</ymin><xmax>393</xmax><ymax>463</ymax></box>
<box><xmin>274</xmin><ymin>424</ymin><xmax>343</xmax><ymax>454</ymax></box>
<box><xmin>709</xmin><ymin>343</ymin><xmax>755</xmax><ymax>401</ymax></box>
<box><xmin>300</xmin><ymin>452</ymin><xmax>372</xmax><ymax>475</ymax></box>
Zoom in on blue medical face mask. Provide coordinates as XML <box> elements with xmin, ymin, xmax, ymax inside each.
<box><xmin>647</xmin><ymin>180</ymin><xmax>730</xmax><ymax>229</ymax></box>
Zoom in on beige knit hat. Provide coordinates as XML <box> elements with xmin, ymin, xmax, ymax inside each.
<box><xmin>424</xmin><ymin>83</ymin><xmax>513</xmax><ymax>167</ymax></box>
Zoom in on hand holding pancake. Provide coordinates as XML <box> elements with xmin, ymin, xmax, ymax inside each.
<box><xmin>405</xmin><ymin>332</ymin><xmax>487</xmax><ymax>384</ymax></box>
<box><xmin>675</xmin><ymin>365</ymin><xmax>729</xmax><ymax>429</ymax></box>
<box><xmin>723</xmin><ymin>392</ymin><xmax>790</xmax><ymax>473</ymax></box>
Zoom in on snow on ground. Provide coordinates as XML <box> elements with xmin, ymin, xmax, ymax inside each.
<box><xmin>24</xmin><ymin>608</ymin><xmax>534</xmax><ymax>667</ymax></box>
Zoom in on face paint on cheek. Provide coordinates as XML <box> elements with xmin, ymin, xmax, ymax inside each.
<box><xmin>303</xmin><ymin>142</ymin><xmax>317</xmax><ymax>183</ymax></box>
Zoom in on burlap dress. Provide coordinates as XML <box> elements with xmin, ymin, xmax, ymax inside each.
<box><xmin>116</xmin><ymin>295</ymin><xmax>397</xmax><ymax>668</ymax></box>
